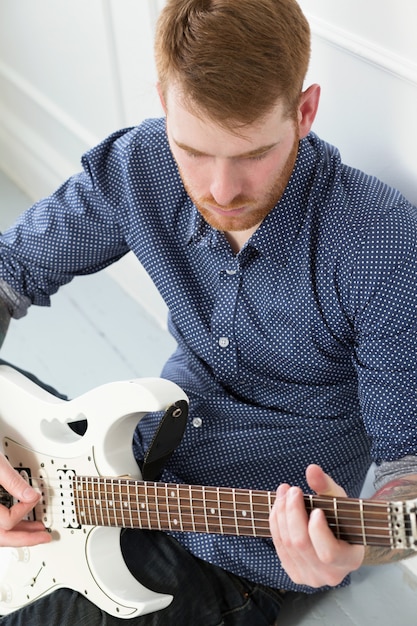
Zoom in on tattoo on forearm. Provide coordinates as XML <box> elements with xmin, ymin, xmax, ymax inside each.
<box><xmin>373</xmin><ymin>477</ymin><xmax>417</xmax><ymax>502</ymax></box>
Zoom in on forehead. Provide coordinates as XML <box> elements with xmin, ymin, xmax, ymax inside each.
<box><xmin>165</xmin><ymin>85</ymin><xmax>290</xmax><ymax>157</ymax></box>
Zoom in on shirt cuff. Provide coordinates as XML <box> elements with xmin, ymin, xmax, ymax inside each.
<box><xmin>0</xmin><ymin>279</ymin><xmax>31</xmax><ymax>319</ymax></box>
<box><xmin>374</xmin><ymin>455</ymin><xmax>417</xmax><ymax>491</ymax></box>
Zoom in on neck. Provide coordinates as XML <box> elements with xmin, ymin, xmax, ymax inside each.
<box><xmin>224</xmin><ymin>224</ymin><xmax>260</xmax><ymax>253</ymax></box>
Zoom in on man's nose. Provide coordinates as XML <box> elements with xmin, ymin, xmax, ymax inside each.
<box><xmin>209</xmin><ymin>160</ymin><xmax>243</xmax><ymax>206</ymax></box>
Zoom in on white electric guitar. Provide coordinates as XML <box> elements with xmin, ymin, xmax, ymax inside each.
<box><xmin>0</xmin><ymin>365</ymin><xmax>416</xmax><ymax>619</ymax></box>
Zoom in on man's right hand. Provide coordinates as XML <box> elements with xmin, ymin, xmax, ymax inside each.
<box><xmin>0</xmin><ymin>453</ymin><xmax>52</xmax><ymax>547</ymax></box>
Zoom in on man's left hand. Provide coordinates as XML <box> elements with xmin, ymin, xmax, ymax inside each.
<box><xmin>269</xmin><ymin>464</ymin><xmax>365</xmax><ymax>587</ymax></box>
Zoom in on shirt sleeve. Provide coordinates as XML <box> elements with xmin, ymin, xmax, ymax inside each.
<box><xmin>347</xmin><ymin>201</ymin><xmax>417</xmax><ymax>464</ymax></box>
<box><xmin>374</xmin><ymin>455</ymin><xmax>417</xmax><ymax>491</ymax></box>
<box><xmin>0</xmin><ymin>130</ymin><xmax>132</xmax><ymax>307</ymax></box>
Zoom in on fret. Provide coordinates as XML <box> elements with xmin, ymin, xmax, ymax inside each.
<box><xmin>235</xmin><ymin>490</ymin><xmax>255</xmax><ymax>535</ymax></box>
<box><xmin>75</xmin><ymin>477</ymin><xmax>85</xmax><ymax>523</ymax></box>
<box><xmin>209</xmin><ymin>489</ymin><xmax>220</xmax><ymax>532</ymax></box>
<box><xmin>251</xmin><ymin>490</ymin><xmax>270</xmax><ymax>537</ymax></box>
<box><xmin>171</xmin><ymin>485</ymin><xmax>181</xmax><ymax>530</ymax></box>
<box><xmin>142</xmin><ymin>481</ymin><xmax>152</xmax><ymax>529</ymax></box>
<box><xmin>87</xmin><ymin>477</ymin><xmax>96</xmax><ymax>525</ymax></box>
<box><xmin>216</xmin><ymin>486</ymin><xmax>224</xmax><ymax>534</ymax></box>
<box><xmin>202</xmin><ymin>487</ymin><xmax>218</xmax><ymax>533</ymax></box>
<box><xmin>359</xmin><ymin>498</ymin><xmax>367</xmax><ymax>546</ymax></box>
<box><xmin>249</xmin><ymin>490</ymin><xmax>256</xmax><ymax>536</ymax></box>
<box><xmin>194</xmin><ymin>486</ymin><xmax>208</xmax><ymax>532</ymax></box>
<box><xmin>202</xmin><ymin>486</ymin><xmax>210</xmax><ymax>532</ymax></box>
<box><xmin>189</xmin><ymin>484</ymin><xmax>197</xmax><ymax>532</ymax></box>
<box><xmin>117</xmin><ymin>479</ymin><xmax>124</xmax><ymax>526</ymax></box>
<box><xmin>77</xmin><ymin>477</ymin><xmax>86</xmax><ymax>523</ymax></box>
<box><xmin>93</xmin><ymin>478</ymin><xmax>101</xmax><ymax>525</ymax></box>
<box><xmin>103</xmin><ymin>479</ymin><xmax>111</xmax><ymax>526</ymax></box>
<box><xmin>308</xmin><ymin>493</ymin><xmax>313</xmax><ymax>517</ymax></box>
<box><xmin>175</xmin><ymin>485</ymin><xmax>191</xmax><ymax>532</ymax></box>
<box><xmin>110</xmin><ymin>478</ymin><xmax>117</xmax><ymax>527</ymax></box>
<box><xmin>124</xmin><ymin>479</ymin><xmax>134</xmax><ymax>528</ymax></box>
<box><xmin>175</xmin><ymin>484</ymin><xmax>184</xmax><ymax>531</ymax></box>
<box><xmin>333</xmin><ymin>497</ymin><xmax>340</xmax><ymax>540</ymax></box>
<box><xmin>153</xmin><ymin>482</ymin><xmax>162</xmax><ymax>530</ymax></box>
<box><xmin>118</xmin><ymin>479</ymin><xmax>126</xmax><ymax>528</ymax></box>
<box><xmin>232</xmin><ymin>488</ymin><xmax>240</xmax><ymax>536</ymax></box>
<box><xmin>165</xmin><ymin>483</ymin><xmax>172</xmax><ymax>530</ymax></box>
<box><xmin>268</xmin><ymin>490</ymin><xmax>274</xmax><ymax>516</ymax></box>
<box><xmin>165</xmin><ymin>484</ymin><xmax>181</xmax><ymax>530</ymax></box>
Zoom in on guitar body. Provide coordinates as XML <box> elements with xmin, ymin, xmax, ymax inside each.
<box><xmin>0</xmin><ymin>366</ymin><xmax>413</xmax><ymax>618</ymax></box>
<box><xmin>0</xmin><ymin>364</ymin><xmax>188</xmax><ymax>619</ymax></box>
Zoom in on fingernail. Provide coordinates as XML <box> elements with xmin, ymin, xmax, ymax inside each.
<box><xmin>22</xmin><ymin>486</ymin><xmax>39</xmax><ymax>501</ymax></box>
<box><xmin>277</xmin><ymin>484</ymin><xmax>288</xmax><ymax>498</ymax></box>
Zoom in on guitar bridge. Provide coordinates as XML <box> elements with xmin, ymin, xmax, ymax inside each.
<box><xmin>390</xmin><ymin>499</ymin><xmax>417</xmax><ymax>550</ymax></box>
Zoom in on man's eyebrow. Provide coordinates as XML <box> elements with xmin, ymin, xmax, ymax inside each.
<box><xmin>173</xmin><ymin>138</ymin><xmax>278</xmax><ymax>159</ymax></box>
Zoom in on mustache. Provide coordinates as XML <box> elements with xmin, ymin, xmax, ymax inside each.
<box><xmin>199</xmin><ymin>195</ymin><xmax>254</xmax><ymax>210</ymax></box>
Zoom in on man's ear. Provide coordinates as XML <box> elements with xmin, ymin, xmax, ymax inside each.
<box><xmin>156</xmin><ymin>82</ymin><xmax>167</xmax><ymax>114</ymax></box>
<box><xmin>297</xmin><ymin>84</ymin><xmax>321</xmax><ymax>138</ymax></box>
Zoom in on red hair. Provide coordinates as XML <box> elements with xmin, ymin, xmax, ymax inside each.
<box><xmin>155</xmin><ymin>0</ymin><xmax>310</xmax><ymax>128</ymax></box>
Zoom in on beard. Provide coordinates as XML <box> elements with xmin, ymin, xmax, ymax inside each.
<box><xmin>178</xmin><ymin>133</ymin><xmax>300</xmax><ymax>233</ymax></box>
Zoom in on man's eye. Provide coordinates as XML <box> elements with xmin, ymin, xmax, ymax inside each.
<box><xmin>249</xmin><ymin>153</ymin><xmax>268</xmax><ymax>161</ymax></box>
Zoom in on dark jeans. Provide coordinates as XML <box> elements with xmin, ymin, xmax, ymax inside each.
<box><xmin>0</xmin><ymin>531</ymin><xmax>285</xmax><ymax>625</ymax></box>
<box><xmin>0</xmin><ymin>361</ymin><xmax>285</xmax><ymax>624</ymax></box>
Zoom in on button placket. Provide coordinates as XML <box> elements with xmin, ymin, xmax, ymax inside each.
<box><xmin>211</xmin><ymin>266</ymin><xmax>241</xmax><ymax>379</ymax></box>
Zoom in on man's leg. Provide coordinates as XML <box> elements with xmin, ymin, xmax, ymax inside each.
<box><xmin>0</xmin><ymin>531</ymin><xmax>285</xmax><ymax>626</ymax></box>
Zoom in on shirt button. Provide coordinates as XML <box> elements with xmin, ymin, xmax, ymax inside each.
<box><xmin>219</xmin><ymin>337</ymin><xmax>230</xmax><ymax>348</ymax></box>
<box><xmin>192</xmin><ymin>417</ymin><xmax>203</xmax><ymax>428</ymax></box>
<box><xmin>226</xmin><ymin>269</ymin><xmax>237</xmax><ymax>275</ymax></box>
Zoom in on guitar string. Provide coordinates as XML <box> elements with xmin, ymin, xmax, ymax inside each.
<box><xmin>2</xmin><ymin>475</ymin><xmax>399</xmax><ymax>519</ymax></box>
<box><xmin>25</xmin><ymin>498</ymin><xmax>394</xmax><ymax>542</ymax></box>
<box><xmin>3</xmin><ymin>477</ymin><xmax>405</xmax><ymax>540</ymax></box>
<box><xmin>5</xmin><ymin>508</ymin><xmax>399</xmax><ymax>541</ymax></box>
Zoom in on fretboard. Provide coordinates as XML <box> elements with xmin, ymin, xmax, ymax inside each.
<box><xmin>74</xmin><ymin>477</ymin><xmax>397</xmax><ymax>548</ymax></box>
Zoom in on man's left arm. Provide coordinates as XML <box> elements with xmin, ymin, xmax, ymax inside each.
<box><xmin>269</xmin><ymin>464</ymin><xmax>417</xmax><ymax>588</ymax></box>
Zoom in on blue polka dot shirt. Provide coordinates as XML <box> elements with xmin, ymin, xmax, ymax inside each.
<box><xmin>1</xmin><ymin>119</ymin><xmax>417</xmax><ymax>592</ymax></box>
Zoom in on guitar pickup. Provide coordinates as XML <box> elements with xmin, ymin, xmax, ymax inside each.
<box><xmin>4</xmin><ymin>468</ymin><xmax>37</xmax><ymax>521</ymax></box>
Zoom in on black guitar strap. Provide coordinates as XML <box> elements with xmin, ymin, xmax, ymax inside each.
<box><xmin>141</xmin><ymin>399</ymin><xmax>189</xmax><ymax>481</ymax></box>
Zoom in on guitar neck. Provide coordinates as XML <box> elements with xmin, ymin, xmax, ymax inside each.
<box><xmin>73</xmin><ymin>476</ymin><xmax>401</xmax><ymax>549</ymax></box>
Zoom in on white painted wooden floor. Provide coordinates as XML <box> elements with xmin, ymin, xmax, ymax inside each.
<box><xmin>1</xmin><ymin>169</ymin><xmax>417</xmax><ymax>624</ymax></box>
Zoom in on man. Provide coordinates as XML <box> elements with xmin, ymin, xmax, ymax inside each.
<box><xmin>1</xmin><ymin>0</ymin><xmax>417</xmax><ymax>624</ymax></box>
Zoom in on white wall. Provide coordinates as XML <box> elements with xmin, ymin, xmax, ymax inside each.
<box><xmin>298</xmin><ymin>0</ymin><xmax>417</xmax><ymax>205</ymax></box>
<box><xmin>0</xmin><ymin>0</ymin><xmax>164</xmax><ymax>199</ymax></box>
